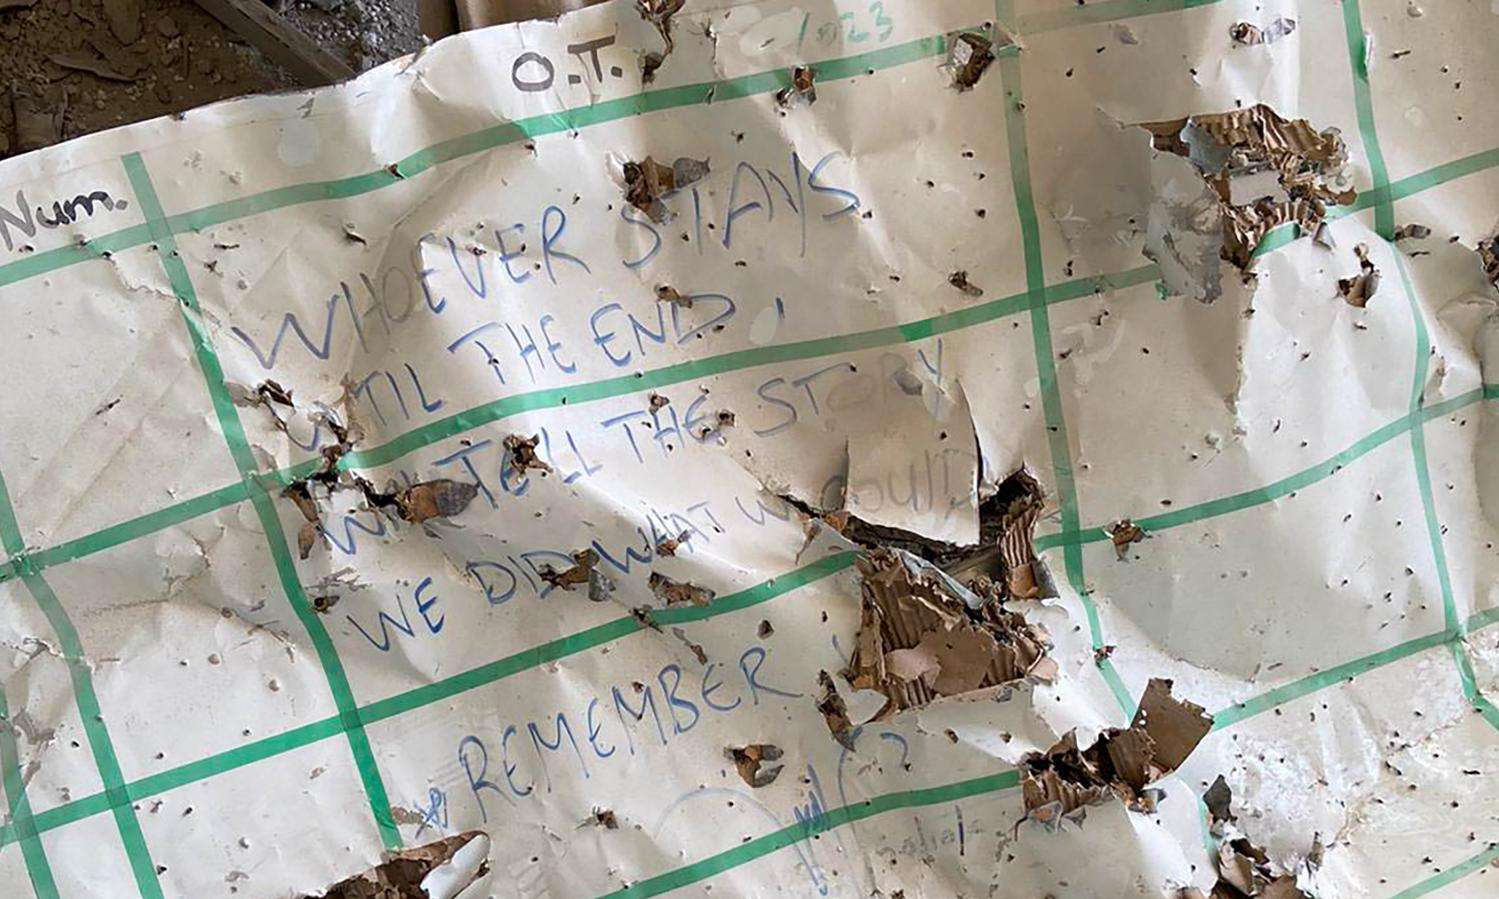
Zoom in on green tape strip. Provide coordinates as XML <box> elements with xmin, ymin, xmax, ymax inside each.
<box><xmin>1388</xmin><ymin>842</ymin><xmax>1499</xmax><ymax>899</ymax></box>
<box><xmin>1374</xmin><ymin>147</ymin><xmax>1499</xmax><ymax>208</ymax></box>
<box><xmin>1344</xmin><ymin>0</ymin><xmax>1499</xmax><ymax>735</ymax></box>
<box><xmin>0</xmin><ymin>145</ymin><xmax>1494</xmax><ymax>592</ymax></box>
<box><xmin>1210</xmin><ymin>629</ymin><xmax>1450</xmax><ymax>731</ymax></box>
<box><xmin>1034</xmin><ymin>386</ymin><xmax>1496</xmax><ymax>554</ymax></box>
<box><xmin>26</xmin><ymin>481</ymin><xmax>252</xmax><ymax>577</ymax></box>
<box><xmin>598</xmin><ymin>768</ymin><xmax>1022</xmax><ymax>898</ymax></box>
<box><xmin>992</xmin><ymin>7</ymin><xmax>1133</xmax><ymax>717</ymax></box>
<box><xmin>121</xmin><ymin>153</ymin><xmax>402</xmax><ymax>851</ymax></box>
<box><xmin>0</xmin><ymin>35</ymin><xmax>947</xmax><ymax>293</ymax></box>
<box><xmin>338</xmin><ymin>264</ymin><xmax>1152</xmax><ymax>474</ymax></box>
<box><xmin>1</xmin><ymin>552</ymin><xmax>854</xmax><ymax>848</ymax></box>
<box><xmin>1342</xmin><ymin>0</ymin><xmax>1393</xmax><ymax>241</ymax></box>
<box><xmin>1339</xmin><ymin>5</ymin><xmax>1499</xmax><ymax>893</ymax></box>
<box><xmin>0</xmin><ymin>689</ymin><xmax>58</xmax><ymax>898</ymax></box>
<box><xmin>361</xmin><ymin>550</ymin><xmax>856</xmax><ymax>726</ymax></box>
<box><xmin>0</xmin><ymin>471</ymin><xmax>163</xmax><ymax>898</ymax></box>
<box><xmin>0</xmin><ymin>225</ymin><xmax>154</xmax><ymax>292</ymax></box>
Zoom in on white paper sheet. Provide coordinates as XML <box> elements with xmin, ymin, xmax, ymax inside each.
<box><xmin>0</xmin><ymin>1</ymin><xmax>1495</xmax><ymax>897</ymax></box>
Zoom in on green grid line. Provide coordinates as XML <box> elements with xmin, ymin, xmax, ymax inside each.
<box><xmin>0</xmin><ymin>470</ymin><xmax>163</xmax><ymax>898</ymax></box>
<box><xmin>1390</xmin><ymin>842</ymin><xmax>1499</xmax><ymax>899</ymax></box>
<box><xmin>997</xmin><ymin>0</ymin><xmax>1133</xmax><ymax>717</ymax></box>
<box><xmin>0</xmin><ymin>35</ymin><xmax>949</xmax><ymax>294</ymax></box>
<box><xmin>598</xmin><ymin>768</ymin><xmax>1023</xmax><ymax>898</ymax></box>
<box><xmin>1345</xmin><ymin>6</ymin><xmax>1493</xmax><ymax>895</ymax></box>
<box><xmin>0</xmin><ymin>689</ymin><xmax>57</xmax><ymax>898</ymax></box>
<box><xmin>1210</xmin><ymin>629</ymin><xmax>1451</xmax><ymax>732</ymax></box>
<box><xmin>1033</xmin><ymin>385</ymin><xmax>1495</xmax><ymax>554</ymax></box>
<box><xmin>1342</xmin><ymin>0</ymin><xmax>1499</xmax><ymax>747</ymax></box>
<box><xmin>120</xmin><ymin>153</ymin><xmax>403</xmax><ymax>852</ymax></box>
<box><xmin>1342</xmin><ymin>0</ymin><xmax>1394</xmax><ymax>242</ymax></box>
<box><xmin>0</xmin><ymin>552</ymin><xmax>855</xmax><ymax>846</ymax></box>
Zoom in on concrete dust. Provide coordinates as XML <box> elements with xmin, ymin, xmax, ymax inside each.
<box><xmin>0</xmin><ymin>0</ymin><xmax>424</xmax><ymax>157</ymax></box>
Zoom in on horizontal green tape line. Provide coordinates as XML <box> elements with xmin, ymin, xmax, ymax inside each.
<box><xmin>1466</xmin><ymin>605</ymin><xmax>1499</xmax><ymax>633</ymax></box>
<box><xmin>1034</xmin><ymin>385</ymin><xmax>1496</xmax><ymax>554</ymax></box>
<box><xmin>1211</xmin><ymin>629</ymin><xmax>1451</xmax><ymax>731</ymax></box>
<box><xmin>0</xmin><ymin>224</ymin><xmax>154</xmax><ymax>291</ymax></box>
<box><xmin>0</xmin><ymin>35</ymin><xmax>948</xmax><ymax>294</ymax></box>
<box><xmin>360</xmin><ymin>550</ymin><xmax>856</xmax><ymax>725</ymax></box>
<box><xmin>0</xmin><ymin>552</ymin><xmax>856</xmax><ymax>848</ymax></box>
<box><xmin>1357</xmin><ymin>147</ymin><xmax>1499</xmax><ymax>211</ymax></box>
<box><xmin>24</xmin><ymin>481</ymin><xmax>251</xmax><ymax>577</ymax></box>
<box><xmin>1388</xmin><ymin>842</ymin><xmax>1499</xmax><ymax>899</ymax></box>
<box><xmin>329</xmin><ymin>266</ymin><xmax>1156</xmax><ymax>473</ymax></box>
<box><xmin>14</xmin><ymin>716</ymin><xmax>348</xmax><ymax>841</ymax></box>
<box><xmin>599</xmin><ymin>768</ymin><xmax>1022</xmax><ymax>898</ymax></box>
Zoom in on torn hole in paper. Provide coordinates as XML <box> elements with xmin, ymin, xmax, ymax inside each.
<box><xmin>1020</xmin><ymin>678</ymin><xmax>1211</xmax><ymax>823</ymax></box>
<box><xmin>1141</xmin><ymin>105</ymin><xmax>1356</xmax><ymax>298</ymax></box>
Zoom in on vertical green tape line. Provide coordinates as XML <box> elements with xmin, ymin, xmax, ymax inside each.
<box><xmin>1394</xmin><ymin>255</ymin><xmax>1460</xmax><ymax>636</ymax></box>
<box><xmin>1342</xmin><ymin>0</ymin><xmax>1498</xmax><ymax>742</ymax></box>
<box><xmin>994</xmin><ymin>1</ymin><xmax>1133</xmax><ymax>718</ymax></box>
<box><xmin>120</xmin><ymin>153</ymin><xmax>402</xmax><ymax>851</ymax></box>
<box><xmin>1341</xmin><ymin>3</ymin><xmax>1499</xmax><ymax>892</ymax></box>
<box><xmin>0</xmin><ymin>689</ymin><xmax>58</xmax><ymax>898</ymax></box>
<box><xmin>0</xmin><ymin>470</ymin><xmax>162</xmax><ymax>898</ymax></box>
<box><xmin>1341</xmin><ymin>0</ymin><xmax>1393</xmax><ymax>241</ymax></box>
<box><xmin>596</xmin><ymin>769</ymin><xmax>1021</xmax><ymax>898</ymax></box>
<box><xmin>0</xmin><ymin>552</ymin><xmax>856</xmax><ymax>849</ymax></box>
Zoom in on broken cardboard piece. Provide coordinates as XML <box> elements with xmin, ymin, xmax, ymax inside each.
<box><xmin>774</xmin><ymin>66</ymin><xmax>816</xmax><ymax>107</ymax></box>
<box><xmin>636</xmin><ymin>0</ymin><xmax>684</xmax><ymax>83</ymax></box>
<box><xmin>843</xmin><ymin>548</ymin><xmax>1052</xmax><ymax>721</ymax></box>
<box><xmin>1229</xmin><ymin>18</ymin><xmax>1296</xmax><ymax>47</ymax></box>
<box><xmin>949</xmin><ymin>30</ymin><xmax>996</xmax><ymax>90</ymax></box>
<box><xmin>1198</xmin><ymin>778</ymin><xmax>1314</xmax><ymax>898</ymax></box>
<box><xmin>1479</xmin><ymin>235</ymin><xmax>1499</xmax><ymax>289</ymax></box>
<box><xmin>727</xmin><ymin>743</ymin><xmax>784</xmax><ymax>787</ymax></box>
<box><xmin>1020</xmin><ymin>678</ymin><xmax>1210</xmax><ymax>819</ymax></box>
<box><xmin>623</xmin><ymin>155</ymin><xmax>710</xmax><ymax>223</ymax></box>
<box><xmin>1142</xmin><ymin>104</ymin><xmax>1355</xmax><ymax>273</ymax></box>
<box><xmin>1336</xmin><ymin>243</ymin><xmax>1380</xmax><ymax>307</ymax></box>
<box><xmin>648</xmin><ymin>571</ymin><xmax>715</xmax><ymax>606</ymax></box>
<box><xmin>314</xmin><ymin>831</ymin><xmax>488</xmax><ymax>899</ymax></box>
